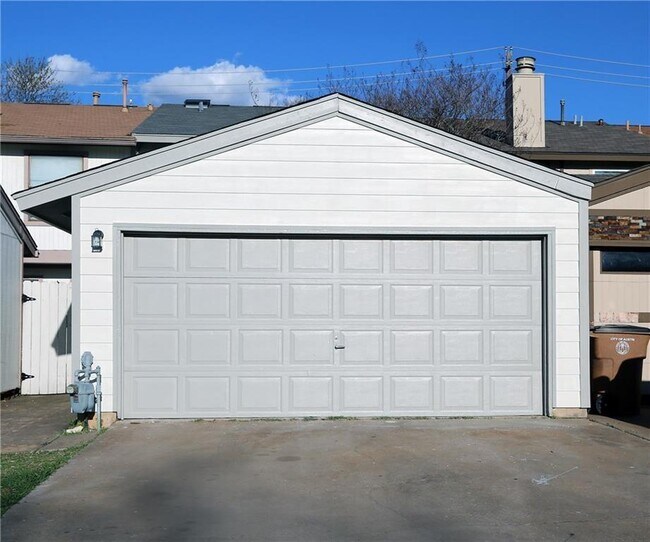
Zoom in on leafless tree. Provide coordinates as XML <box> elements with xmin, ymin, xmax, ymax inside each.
<box><xmin>1</xmin><ymin>56</ymin><xmax>74</xmax><ymax>103</ymax></box>
<box><xmin>317</xmin><ymin>42</ymin><xmax>509</xmax><ymax>145</ymax></box>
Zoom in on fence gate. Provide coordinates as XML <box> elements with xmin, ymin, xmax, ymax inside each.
<box><xmin>21</xmin><ymin>279</ymin><xmax>72</xmax><ymax>395</ymax></box>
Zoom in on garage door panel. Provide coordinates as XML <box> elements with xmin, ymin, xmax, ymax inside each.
<box><xmin>489</xmin><ymin>376</ymin><xmax>534</xmax><ymax>410</ymax></box>
<box><xmin>239</xmin><ymin>330</ymin><xmax>283</xmax><ymax>364</ymax></box>
<box><xmin>440</xmin><ymin>376</ymin><xmax>484</xmax><ymax>411</ymax></box>
<box><xmin>440</xmin><ymin>330</ymin><xmax>483</xmax><ymax>364</ymax></box>
<box><xmin>490</xmin><ymin>330</ymin><xmax>534</xmax><ymax>365</ymax></box>
<box><xmin>340</xmin><ymin>377</ymin><xmax>383</xmax><ymax>411</ymax></box>
<box><xmin>129</xmin><ymin>376</ymin><xmax>178</xmax><ymax>413</ymax></box>
<box><xmin>391</xmin><ymin>285</ymin><xmax>433</xmax><ymax>318</ymax></box>
<box><xmin>489</xmin><ymin>241</ymin><xmax>534</xmax><ymax>275</ymax></box>
<box><xmin>129</xmin><ymin>329</ymin><xmax>180</xmax><ymax>366</ymax></box>
<box><xmin>289</xmin><ymin>377</ymin><xmax>333</xmax><ymax>412</ymax></box>
<box><xmin>440</xmin><ymin>241</ymin><xmax>483</xmax><ymax>273</ymax></box>
<box><xmin>390</xmin><ymin>240</ymin><xmax>433</xmax><ymax>273</ymax></box>
<box><xmin>238</xmin><ymin>377</ymin><xmax>282</xmax><ymax>412</ymax></box>
<box><xmin>130</xmin><ymin>282</ymin><xmax>178</xmax><ymax>319</ymax></box>
<box><xmin>489</xmin><ymin>285</ymin><xmax>534</xmax><ymax>319</ymax></box>
<box><xmin>391</xmin><ymin>331</ymin><xmax>434</xmax><ymax>364</ymax></box>
<box><xmin>289</xmin><ymin>284</ymin><xmax>333</xmax><ymax>318</ymax></box>
<box><xmin>186</xmin><ymin>283</ymin><xmax>230</xmax><ymax>318</ymax></box>
<box><xmin>440</xmin><ymin>285</ymin><xmax>483</xmax><ymax>318</ymax></box>
<box><xmin>340</xmin><ymin>330</ymin><xmax>383</xmax><ymax>364</ymax></box>
<box><xmin>290</xmin><ymin>330</ymin><xmax>334</xmax><ymax>365</ymax></box>
<box><xmin>340</xmin><ymin>240</ymin><xmax>383</xmax><ymax>272</ymax></box>
<box><xmin>122</xmin><ymin>236</ymin><xmax>543</xmax><ymax>418</ymax></box>
<box><xmin>238</xmin><ymin>239</ymin><xmax>282</xmax><ymax>271</ymax></box>
<box><xmin>185</xmin><ymin>377</ymin><xmax>230</xmax><ymax>412</ymax></box>
<box><xmin>341</xmin><ymin>284</ymin><xmax>383</xmax><ymax>318</ymax></box>
<box><xmin>238</xmin><ymin>284</ymin><xmax>282</xmax><ymax>318</ymax></box>
<box><xmin>289</xmin><ymin>240</ymin><xmax>333</xmax><ymax>272</ymax></box>
<box><xmin>186</xmin><ymin>238</ymin><xmax>230</xmax><ymax>271</ymax></box>
<box><xmin>390</xmin><ymin>377</ymin><xmax>433</xmax><ymax>410</ymax></box>
<box><xmin>187</xmin><ymin>330</ymin><xmax>231</xmax><ymax>364</ymax></box>
<box><xmin>126</xmin><ymin>237</ymin><xmax>179</xmax><ymax>274</ymax></box>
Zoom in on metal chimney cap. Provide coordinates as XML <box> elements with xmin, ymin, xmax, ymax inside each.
<box><xmin>515</xmin><ymin>56</ymin><xmax>536</xmax><ymax>73</ymax></box>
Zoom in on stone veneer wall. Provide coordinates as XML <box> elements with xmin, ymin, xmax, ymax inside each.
<box><xmin>590</xmin><ymin>216</ymin><xmax>650</xmax><ymax>241</ymax></box>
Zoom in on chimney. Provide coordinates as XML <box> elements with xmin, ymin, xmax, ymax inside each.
<box><xmin>506</xmin><ymin>56</ymin><xmax>546</xmax><ymax>147</ymax></box>
<box><xmin>92</xmin><ymin>91</ymin><xmax>101</xmax><ymax>106</ymax></box>
<box><xmin>560</xmin><ymin>99</ymin><xmax>566</xmax><ymax>126</ymax></box>
<box><xmin>121</xmin><ymin>79</ymin><xmax>128</xmax><ymax>112</ymax></box>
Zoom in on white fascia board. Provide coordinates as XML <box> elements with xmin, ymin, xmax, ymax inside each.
<box><xmin>132</xmin><ymin>133</ymin><xmax>193</xmax><ymax>144</ymax></box>
<box><xmin>13</xmin><ymin>93</ymin><xmax>593</xmax><ymax>215</ymax></box>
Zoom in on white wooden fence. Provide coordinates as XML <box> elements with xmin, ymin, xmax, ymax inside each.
<box><xmin>21</xmin><ymin>280</ymin><xmax>72</xmax><ymax>394</ymax></box>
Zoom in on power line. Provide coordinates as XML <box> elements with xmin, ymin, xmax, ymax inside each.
<box><xmin>52</xmin><ymin>46</ymin><xmax>504</xmax><ymax>77</ymax></box>
<box><xmin>517</xmin><ymin>46</ymin><xmax>650</xmax><ymax>68</ymax></box>
<box><xmin>62</xmin><ymin>62</ymin><xmax>503</xmax><ymax>89</ymax></box>
<box><xmin>545</xmin><ymin>72</ymin><xmax>650</xmax><ymax>88</ymax></box>
<box><xmin>76</xmin><ymin>65</ymin><xmax>506</xmax><ymax>97</ymax></box>
<box><xmin>538</xmin><ymin>64</ymin><xmax>650</xmax><ymax>80</ymax></box>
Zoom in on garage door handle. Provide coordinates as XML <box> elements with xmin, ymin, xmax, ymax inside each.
<box><xmin>334</xmin><ymin>345</ymin><xmax>346</xmax><ymax>350</ymax></box>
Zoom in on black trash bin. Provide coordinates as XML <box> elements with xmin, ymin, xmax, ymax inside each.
<box><xmin>590</xmin><ymin>324</ymin><xmax>650</xmax><ymax>415</ymax></box>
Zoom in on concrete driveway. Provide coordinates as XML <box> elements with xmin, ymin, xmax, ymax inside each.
<box><xmin>2</xmin><ymin>417</ymin><xmax>649</xmax><ymax>541</ymax></box>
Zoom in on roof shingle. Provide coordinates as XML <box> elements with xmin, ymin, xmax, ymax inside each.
<box><xmin>0</xmin><ymin>102</ymin><xmax>155</xmax><ymax>141</ymax></box>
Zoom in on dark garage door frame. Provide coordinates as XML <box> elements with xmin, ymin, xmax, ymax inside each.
<box><xmin>112</xmin><ymin>225</ymin><xmax>556</xmax><ymax>418</ymax></box>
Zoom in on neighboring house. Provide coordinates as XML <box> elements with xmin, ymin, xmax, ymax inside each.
<box><xmin>14</xmin><ymin>93</ymin><xmax>592</xmax><ymax>420</ymax></box>
<box><xmin>0</xmin><ymin>101</ymin><xmax>154</xmax><ymax>394</ymax></box>
<box><xmin>588</xmin><ymin>165</ymin><xmax>650</xmax><ymax>389</ymax></box>
<box><xmin>1</xmin><ymin>186</ymin><xmax>37</xmax><ymax>397</ymax></box>
<box><xmin>132</xmin><ymin>99</ymin><xmax>283</xmax><ymax>151</ymax></box>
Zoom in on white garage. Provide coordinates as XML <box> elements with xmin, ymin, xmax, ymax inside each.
<box><xmin>14</xmin><ymin>94</ymin><xmax>592</xmax><ymax>419</ymax></box>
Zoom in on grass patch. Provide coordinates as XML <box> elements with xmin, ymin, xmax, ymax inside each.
<box><xmin>1</xmin><ymin>444</ymin><xmax>87</xmax><ymax>515</ymax></box>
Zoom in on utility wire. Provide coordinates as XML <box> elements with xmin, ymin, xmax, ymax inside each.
<box><xmin>63</xmin><ymin>62</ymin><xmax>503</xmax><ymax>89</ymax></box>
<box><xmin>544</xmin><ymin>72</ymin><xmax>650</xmax><ymax>88</ymax></box>
<box><xmin>52</xmin><ymin>46</ymin><xmax>505</xmax><ymax>76</ymax></box>
<box><xmin>516</xmin><ymin>46</ymin><xmax>650</xmax><ymax>68</ymax></box>
<box><xmin>84</xmin><ymin>66</ymin><xmax>506</xmax><ymax>96</ymax></box>
<box><xmin>538</xmin><ymin>64</ymin><xmax>650</xmax><ymax>80</ymax></box>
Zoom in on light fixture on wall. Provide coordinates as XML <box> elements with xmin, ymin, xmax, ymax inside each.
<box><xmin>91</xmin><ymin>229</ymin><xmax>104</xmax><ymax>253</ymax></box>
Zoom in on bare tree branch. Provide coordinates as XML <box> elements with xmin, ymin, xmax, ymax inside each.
<box><xmin>1</xmin><ymin>57</ymin><xmax>74</xmax><ymax>103</ymax></box>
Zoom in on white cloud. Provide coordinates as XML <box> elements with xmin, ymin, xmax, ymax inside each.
<box><xmin>48</xmin><ymin>54</ymin><xmax>109</xmax><ymax>85</ymax></box>
<box><xmin>139</xmin><ymin>60</ymin><xmax>292</xmax><ymax>106</ymax></box>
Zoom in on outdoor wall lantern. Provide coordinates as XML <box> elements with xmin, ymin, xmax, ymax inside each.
<box><xmin>91</xmin><ymin>229</ymin><xmax>104</xmax><ymax>253</ymax></box>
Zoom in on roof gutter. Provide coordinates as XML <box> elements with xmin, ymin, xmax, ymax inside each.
<box><xmin>0</xmin><ymin>135</ymin><xmax>137</xmax><ymax>146</ymax></box>
<box><xmin>132</xmin><ymin>133</ymin><xmax>193</xmax><ymax>144</ymax></box>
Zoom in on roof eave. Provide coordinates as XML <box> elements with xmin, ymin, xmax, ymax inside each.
<box><xmin>1</xmin><ymin>187</ymin><xmax>38</xmax><ymax>256</ymax></box>
<box><xmin>0</xmin><ymin>135</ymin><xmax>137</xmax><ymax>146</ymax></box>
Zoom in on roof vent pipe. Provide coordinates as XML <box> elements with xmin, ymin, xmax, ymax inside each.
<box><xmin>626</xmin><ymin>120</ymin><xmax>630</xmax><ymax>131</ymax></box>
<box><xmin>515</xmin><ymin>56</ymin><xmax>536</xmax><ymax>73</ymax></box>
<box><xmin>122</xmin><ymin>79</ymin><xmax>128</xmax><ymax>112</ymax></box>
<box><xmin>560</xmin><ymin>99</ymin><xmax>566</xmax><ymax>126</ymax></box>
<box><xmin>580</xmin><ymin>115</ymin><xmax>584</xmax><ymax>127</ymax></box>
<box><xmin>574</xmin><ymin>115</ymin><xmax>577</xmax><ymax>125</ymax></box>
<box><xmin>92</xmin><ymin>91</ymin><xmax>101</xmax><ymax>106</ymax></box>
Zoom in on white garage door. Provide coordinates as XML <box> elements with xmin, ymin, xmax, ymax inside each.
<box><xmin>121</xmin><ymin>236</ymin><xmax>543</xmax><ymax>418</ymax></box>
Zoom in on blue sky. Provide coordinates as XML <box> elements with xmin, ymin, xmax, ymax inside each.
<box><xmin>2</xmin><ymin>1</ymin><xmax>649</xmax><ymax>123</ymax></box>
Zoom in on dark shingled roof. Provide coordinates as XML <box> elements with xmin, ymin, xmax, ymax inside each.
<box><xmin>133</xmin><ymin>103</ymin><xmax>284</xmax><ymax>136</ymax></box>
<box><xmin>494</xmin><ymin>121</ymin><xmax>650</xmax><ymax>155</ymax></box>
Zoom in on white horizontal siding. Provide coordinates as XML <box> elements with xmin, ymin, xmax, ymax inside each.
<box><xmin>77</xmin><ymin>116</ymin><xmax>583</xmax><ymax>412</ymax></box>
